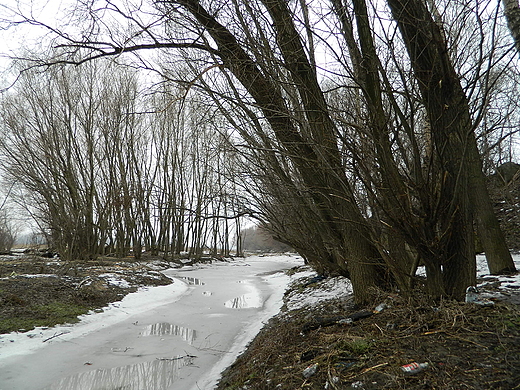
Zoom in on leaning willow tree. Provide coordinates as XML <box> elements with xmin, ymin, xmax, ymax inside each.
<box><xmin>1</xmin><ymin>0</ymin><xmax>518</xmax><ymax>302</ymax></box>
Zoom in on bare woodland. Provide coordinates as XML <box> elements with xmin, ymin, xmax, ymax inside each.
<box><xmin>1</xmin><ymin>0</ymin><xmax>520</xmax><ymax>303</ymax></box>
<box><xmin>1</xmin><ymin>63</ymin><xmax>245</xmax><ymax>261</ymax></box>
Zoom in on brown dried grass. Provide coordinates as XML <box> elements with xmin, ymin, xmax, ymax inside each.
<box><xmin>217</xmin><ymin>289</ymin><xmax>520</xmax><ymax>390</ymax></box>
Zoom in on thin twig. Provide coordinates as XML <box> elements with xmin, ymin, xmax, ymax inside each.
<box><xmin>445</xmin><ymin>333</ymin><xmax>488</xmax><ymax>349</ymax></box>
<box><xmin>43</xmin><ymin>332</ymin><xmax>65</xmax><ymax>342</ymax></box>
<box><xmin>346</xmin><ymin>362</ymin><xmax>389</xmax><ymax>379</ymax></box>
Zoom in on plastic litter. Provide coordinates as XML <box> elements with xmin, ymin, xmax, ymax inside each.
<box><xmin>374</xmin><ymin>303</ymin><xmax>387</xmax><ymax>313</ymax></box>
<box><xmin>303</xmin><ymin>362</ymin><xmax>319</xmax><ymax>378</ymax></box>
<box><xmin>465</xmin><ymin>286</ymin><xmax>479</xmax><ymax>303</ymax></box>
<box><xmin>351</xmin><ymin>381</ymin><xmax>364</xmax><ymax>388</ymax></box>
<box><xmin>325</xmin><ymin>376</ymin><xmax>340</xmax><ymax>388</ymax></box>
<box><xmin>335</xmin><ymin>361</ymin><xmax>356</xmax><ymax>370</ymax></box>
<box><xmin>400</xmin><ymin>362</ymin><xmax>429</xmax><ymax>375</ymax></box>
<box><xmin>465</xmin><ymin>286</ymin><xmax>494</xmax><ymax>306</ymax></box>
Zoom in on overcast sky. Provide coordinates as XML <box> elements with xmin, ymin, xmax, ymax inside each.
<box><xmin>0</xmin><ymin>1</ymin><xmax>70</xmax><ymax>79</ymax></box>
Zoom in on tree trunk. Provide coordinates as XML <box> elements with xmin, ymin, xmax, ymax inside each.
<box><xmin>467</xmin><ymin>137</ymin><xmax>517</xmax><ymax>274</ymax></box>
<box><xmin>387</xmin><ymin>0</ymin><xmax>477</xmax><ymax>299</ymax></box>
<box><xmin>441</xmin><ymin>3</ymin><xmax>515</xmax><ymax>275</ymax></box>
<box><xmin>176</xmin><ymin>0</ymin><xmax>388</xmax><ymax>304</ymax></box>
<box><xmin>502</xmin><ymin>0</ymin><xmax>520</xmax><ymax>54</ymax></box>
<box><xmin>259</xmin><ymin>0</ymin><xmax>388</xmax><ymax>302</ymax></box>
<box><xmin>350</xmin><ymin>0</ymin><xmax>416</xmax><ymax>292</ymax></box>
<box><xmin>427</xmin><ymin>0</ymin><xmax>517</xmax><ymax>276</ymax></box>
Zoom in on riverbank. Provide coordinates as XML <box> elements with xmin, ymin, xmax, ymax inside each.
<box><xmin>0</xmin><ymin>254</ymin><xmax>304</xmax><ymax>389</ymax></box>
<box><xmin>216</xmin><ymin>255</ymin><xmax>520</xmax><ymax>390</ymax></box>
<box><xmin>1</xmin><ymin>253</ymin><xmax>519</xmax><ymax>389</ymax></box>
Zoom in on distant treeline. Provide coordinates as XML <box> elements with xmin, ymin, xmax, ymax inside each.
<box><xmin>240</xmin><ymin>225</ymin><xmax>292</xmax><ymax>253</ymax></box>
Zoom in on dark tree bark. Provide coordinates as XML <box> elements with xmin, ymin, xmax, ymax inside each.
<box><xmin>502</xmin><ymin>0</ymin><xmax>520</xmax><ymax>54</ymax></box>
<box><xmin>387</xmin><ymin>0</ymin><xmax>477</xmax><ymax>299</ymax></box>
<box><xmin>468</xmin><ymin>139</ymin><xmax>517</xmax><ymax>274</ymax></box>
<box><xmin>339</xmin><ymin>0</ymin><xmax>416</xmax><ymax>292</ymax></box>
<box><xmin>175</xmin><ymin>0</ymin><xmax>389</xmax><ymax>303</ymax></box>
<box><xmin>388</xmin><ymin>0</ymin><xmax>515</xmax><ymax>281</ymax></box>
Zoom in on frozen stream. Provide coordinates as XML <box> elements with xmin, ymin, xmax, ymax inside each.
<box><xmin>0</xmin><ymin>255</ymin><xmax>303</xmax><ymax>390</ymax></box>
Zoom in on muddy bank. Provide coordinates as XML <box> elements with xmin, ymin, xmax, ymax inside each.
<box><xmin>217</xmin><ymin>256</ymin><xmax>520</xmax><ymax>390</ymax></box>
<box><xmin>0</xmin><ymin>254</ymin><xmax>174</xmax><ymax>334</ymax></box>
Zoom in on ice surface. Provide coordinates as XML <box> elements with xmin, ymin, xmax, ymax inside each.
<box><xmin>141</xmin><ymin>323</ymin><xmax>196</xmax><ymax>344</ymax></box>
<box><xmin>0</xmin><ymin>254</ymin><xmax>304</xmax><ymax>390</ymax></box>
<box><xmin>43</xmin><ymin>358</ymin><xmax>191</xmax><ymax>390</ymax></box>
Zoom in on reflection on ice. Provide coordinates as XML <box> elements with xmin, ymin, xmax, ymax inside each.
<box><xmin>45</xmin><ymin>358</ymin><xmax>190</xmax><ymax>390</ymax></box>
<box><xmin>142</xmin><ymin>323</ymin><xmax>196</xmax><ymax>344</ymax></box>
<box><xmin>180</xmin><ymin>276</ymin><xmax>205</xmax><ymax>285</ymax></box>
<box><xmin>224</xmin><ymin>293</ymin><xmax>263</xmax><ymax>309</ymax></box>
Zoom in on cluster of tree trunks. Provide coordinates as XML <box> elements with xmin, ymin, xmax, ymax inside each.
<box><xmin>0</xmin><ymin>65</ymin><xmax>245</xmax><ymax>261</ymax></box>
<box><xmin>1</xmin><ymin>0</ymin><xmax>519</xmax><ymax>303</ymax></box>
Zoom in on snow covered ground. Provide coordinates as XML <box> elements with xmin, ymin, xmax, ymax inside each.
<box><xmin>282</xmin><ymin>254</ymin><xmax>520</xmax><ymax>314</ymax></box>
<box><xmin>475</xmin><ymin>253</ymin><xmax>520</xmax><ymax>304</ymax></box>
<box><xmin>0</xmin><ymin>253</ymin><xmax>518</xmax><ymax>390</ymax></box>
<box><xmin>0</xmin><ymin>255</ymin><xmax>304</xmax><ymax>390</ymax></box>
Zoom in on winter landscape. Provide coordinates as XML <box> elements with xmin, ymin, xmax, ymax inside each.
<box><xmin>0</xmin><ymin>254</ymin><xmax>302</xmax><ymax>389</ymax></box>
<box><xmin>0</xmin><ymin>253</ymin><xmax>519</xmax><ymax>389</ymax></box>
<box><xmin>1</xmin><ymin>0</ymin><xmax>520</xmax><ymax>389</ymax></box>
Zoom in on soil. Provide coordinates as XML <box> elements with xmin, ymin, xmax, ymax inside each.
<box><xmin>1</xmin><ymin>254</ymin><xmax>519</xmax><ymax>389</ymax></box>
<box><xmin>216</xmin><ymin>274</ymin><xmax>520</xmax><ymax>390</ymax></box>
<box><xmin>0</xmin><ymin>253</ymin><xmax>174</xmax><ymax>334</ymax></box>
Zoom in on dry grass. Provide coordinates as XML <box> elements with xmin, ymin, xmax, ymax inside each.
<box><xmin>217</xmin><ymin>288</ymin><xmax>520</xmax><ymax>390</ymax></box>
<box><xmin>0</xmin><ymin>255</ymin><xmax>172</xmax><ymax>333</ymax></box>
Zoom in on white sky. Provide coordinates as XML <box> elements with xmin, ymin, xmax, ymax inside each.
<box><xmin>0</xmin><ymin>1</ymin><xmax>69</xmax><ymax>87</ymax></box>
<box><xmin>0</xmin><ymin>1</ymin><xmax>65</xmax><ymax>53</ymax></box>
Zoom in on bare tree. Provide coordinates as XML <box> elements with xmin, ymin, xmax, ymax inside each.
<box><xmin>0</xmin><ymin>60</ymin><xmax>144</xmax><ymax>259</ymax></box>
<box><xmin>0</xmin><ymin>209</ymin><xmax>16</xmax><ymax>252</ymax></box>
<box><xmin>1</xmin><ymin>0</ymin><xmax>518</xmax><ymax>302</ymax></box>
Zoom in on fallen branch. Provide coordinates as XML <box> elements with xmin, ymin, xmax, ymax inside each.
<box><xmin>302</xmin><ymin>311</ymin><xmax>374</xmax><ymax>333</ymax></box>
<box><xmin>156</xmin><ymin>354</ymin><xmax>197</xmax><ymax>361</ymax></box>
<box><xmin>346</xmin><ymin>362</ymin><xmax>389</xmax><ymax>380</ymax></box>
<box><xmin>359</xmin><ymin>362</ymin><xmax>389</xmax><ymax>375</ymax></box>
<box><xmin>43</xmin><ymin>332</ymin><xmax>65</xmax><ymax>342</ymax></box>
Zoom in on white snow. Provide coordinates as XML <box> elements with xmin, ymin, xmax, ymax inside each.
<box><xmin>0</xmin><ymin>253</ymin><xmax>518</xmax><ymax>390</ymax></box>
<box><xmin>476</xmin><ymin>253</ymin><xmax>520</xmax><ymax>302</ymax></box>
<box><xmin>282</xmin><ymin>254</ymin><xmax>520</xmax><ymax>313</ymax></box>
<box><xmin>0</xmin><ymin>254</ymin><xmax>304</xmax><ymax>390</ymax></box>
<box><xmin>285</xmin><ymin>275</ymin><xmax>353</xmax><ymax>311</ymax></box>
<box><xmin>4</xmin><ymin>274</ymin><xmax>57</xmax><ymax>279</ymax></box>
<box><xmin>98</xmin><ymin>273</ymin><xmax>132</xmax><ymax>288</ymax></box>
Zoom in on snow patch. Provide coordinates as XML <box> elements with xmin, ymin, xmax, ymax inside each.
<box><xmin>98</xmin><ymin>273</ymin><xmax>132</xmax><ymax>288</ymax></box>
<box><xmin>285</xmin><ymin>275</ymin><xmax>353</xmax><ymax>311</ymax></box>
